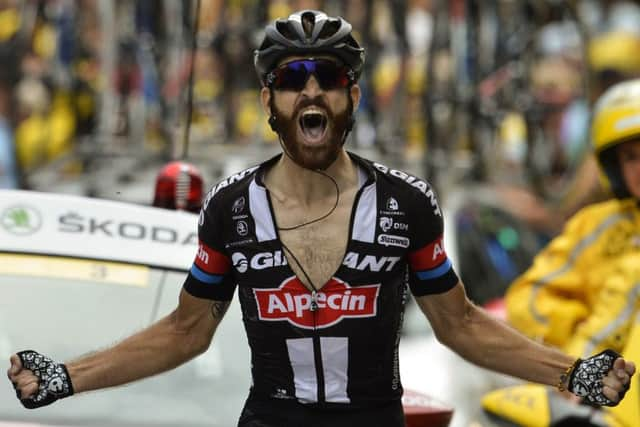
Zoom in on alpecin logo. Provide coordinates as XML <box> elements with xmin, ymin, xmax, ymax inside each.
<box><xmin>254</xmin><ymin>277</ymin><xmax>380</xmax><ymax>329</ymax></box>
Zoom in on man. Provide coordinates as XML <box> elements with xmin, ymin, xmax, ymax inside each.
<box><xmin>486</xmin><ymin>77</ymin><xmax>640</xmax><ymax>426</ymax></box>
<box><xmin>7</xmin><ymin>10</ymin><xmax>635</xmax><ymax>427</ymax></box>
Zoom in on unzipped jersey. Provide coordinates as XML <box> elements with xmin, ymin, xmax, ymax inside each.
<box><xmin>183</xmin><ymin>152</ymin><xmax>459</xmax><ymax>408</ymax></box>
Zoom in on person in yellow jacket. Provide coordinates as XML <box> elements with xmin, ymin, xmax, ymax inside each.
<box><xmin>483</xmin><ymin>77</ymin><xmax>640</xmax><ymax>427</ymax></box>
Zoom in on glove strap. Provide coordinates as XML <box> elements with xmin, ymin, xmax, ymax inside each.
<box><xmin>557</xmin><ymin>357</ymin><xmax>581</xmax><ymax>392</ymax></box>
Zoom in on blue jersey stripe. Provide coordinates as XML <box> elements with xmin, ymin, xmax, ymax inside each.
<box><xmin>416</xmin><ymin>258</ymin><xmax>452</xmax><ymax>280</ymax></box>
<box><xmin>190</xmin><ymin>264</ymin><xmax>224</xmax><ymax>284</ymax></box>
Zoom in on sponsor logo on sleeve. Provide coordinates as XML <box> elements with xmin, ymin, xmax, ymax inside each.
<box><xmin>379</xmin><ymin>217</ymin><xmax>408</xmax><ymax>232</ymax></box>
<box><xmin>232</xmin><ymin>196</ymin><xmax>246</xmax><ymax>214</ymax></box>
<box><xmin>386</xmin><ymin>197</ymin><xmax>399</xmax><ymax>211</ymax></box>
<box><xmin>373</xmin><ymin>163</ymin><xmax>441</xmax><ymax>216</ymax></box>
<box><xmin>236</xmin><ymin>220</ymin><xmax>248</xmax><ymax>236</ymax></box>
<box><xmin>408</xmin><ymin>234</ymin><xmax>448</xmax><ymax>270</ymax></box>
<box><xmin>377</xmin><ymin>234</ymin><xmax>410</xmax><ymax>248</ymax></box>
<box><xmin>379</xmin><ymin>217</ymin><xmax>393</xmax><ymax>232</ymax></box>
<box><xmin>203</xmin><ymin>166</ymin><xmax>259</xmax><ymax>209</ymax></box>
<box><xmin>195</xmin><ymin>241</ymin><xmax>230</xmax><ymax>273</ymax></box>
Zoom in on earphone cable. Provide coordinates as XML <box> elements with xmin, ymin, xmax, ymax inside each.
<box><xmin>277</xmin><ymin>168</ymin><xmax>340</xmax><ymax>231</ymax></box>
<box><xmin>280</xmin><ymin>240</ymin><xmax>318</xmax><ymax>293</ymax></box>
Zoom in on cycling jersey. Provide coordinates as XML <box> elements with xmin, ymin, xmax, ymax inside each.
<box><xmin>183</xmin><ymin>152</ymin><xmax>458</xmax><ymax>409</ymax></box>
<box><xmin>237</xmin><ymin>391</ymin><xmax>405</xmax><ymax>427</ymax></box>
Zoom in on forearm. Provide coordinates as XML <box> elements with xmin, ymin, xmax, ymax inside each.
<box><xmin>67</xmin><ymin>310</ymin><xmax>208</xmax><ymax>394</ymax></box>
<box><xmin>443</xmin><ymin>304</ymin><xmax>575</xmax><ymax>387</ymax></box>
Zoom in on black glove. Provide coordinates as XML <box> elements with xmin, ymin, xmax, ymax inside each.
<box><xmin>568</xmin><ymin>349</ymin><xmax>627</xmax><ymax>407</ymax></box>
<box><xmin>15</xmin><ymin>350</ymin><xmax>74</xmax><ymax>409</ymax></box>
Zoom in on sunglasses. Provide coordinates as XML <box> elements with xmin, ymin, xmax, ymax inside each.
<box><xmin>266</xmin><ymin>58</ymin><xmax>355</xmax><ymax>91</ymax></box>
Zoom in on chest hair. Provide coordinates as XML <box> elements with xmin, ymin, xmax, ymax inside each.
<box><xmin>274</xmin><ymin>188</ymin><xmax>358</xmax><ymax>291</ymax></box>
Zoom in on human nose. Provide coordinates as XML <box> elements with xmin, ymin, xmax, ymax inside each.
<box><xmin>301</xmin><ymin>74</ymin><xmax>323</xmax><ymax>96</ymax></box>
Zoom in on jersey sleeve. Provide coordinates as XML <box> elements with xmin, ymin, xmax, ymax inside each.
<box><xmin>407</xmin><ymin>185</ymin><xmax>459</xmax><ymax>296</ymax></box>
<box><xmin>183</xmin><ymin>193</ymin><xmax>236</xmax><ymax>301</ymax></box>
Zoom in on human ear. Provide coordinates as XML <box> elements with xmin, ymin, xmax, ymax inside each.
<box><xmin>260</xmin><ymin>87</ymin><xmax>272</xmax><ymax>116</ymax></box>
<box><xmin>350</xmin><ymin>84</ymin><xmax>361</xmax><ymax>112</ymax></box>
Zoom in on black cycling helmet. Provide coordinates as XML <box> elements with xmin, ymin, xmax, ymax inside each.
<box><xmin>254</xmin><ymin>10</ymin><xmax>365</xmax><ymax>86</ymax></box>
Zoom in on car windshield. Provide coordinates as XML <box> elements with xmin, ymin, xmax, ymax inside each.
<box><xmin>0</xmin><ymin>254</ymin><xmax>251</xmax><ymax>427</ymax></box>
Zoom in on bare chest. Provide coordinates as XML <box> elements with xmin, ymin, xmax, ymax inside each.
<box><xmin>272</xmin><ymin>192</ymin><xmax>356</xmax><ymax>291</ymax></box>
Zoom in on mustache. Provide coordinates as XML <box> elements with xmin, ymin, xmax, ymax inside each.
<box><xmin>294</xmin><ymin>96</ymin><xmax>332</xmax><ymax>118</ymax></box>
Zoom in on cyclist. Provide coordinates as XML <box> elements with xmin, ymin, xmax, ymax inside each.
<box><xmin>7</xmin><ymin>10</ymin><xmax>635</xmax><ymax>427</ymax></box>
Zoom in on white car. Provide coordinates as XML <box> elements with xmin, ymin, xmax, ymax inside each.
<box><xmin>0</xmin><ymin>189</ymin><xmax>251</xmax><ymax>427</ymax></box>
<box><xmin>0</xmin><ymin>189</ymin><xmax>454</xmax><ymax>427</ymax></box>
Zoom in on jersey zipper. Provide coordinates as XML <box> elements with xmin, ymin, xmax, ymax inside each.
<box><xmin>311</xmin><ymin>290</ymin><xmax>326</xmax><ymax>403</ymax></box>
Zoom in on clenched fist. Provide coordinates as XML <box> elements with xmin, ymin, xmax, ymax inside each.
<box><xmin>569</xmin><ymin>349</ymin><xmax>636</xmax><ymax>406</ymax></box>
<box><xmin>7</xmin><ymin>350</ymin><xmax>74</xmax><ymax>409</ymax></box>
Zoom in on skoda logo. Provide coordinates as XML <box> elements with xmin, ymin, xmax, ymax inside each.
<box><xmin>1</xmin><ymin>205</ymin><xmax>42</xmax><ymax>235</ymax></box>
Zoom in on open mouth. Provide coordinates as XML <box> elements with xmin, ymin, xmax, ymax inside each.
<box><xmin>299</xmin><ymin>109</ymin><xmax>328</xmax><ymax>143</ymax></box>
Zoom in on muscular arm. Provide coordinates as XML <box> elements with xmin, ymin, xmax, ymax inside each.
<box><xmin>416</xmin><ymin>281</ymin><xmax>575</xmax><ymax>386</ymax></box>
<box><xmin>66</xmin><ymin>290</ymin><xmax>229</xmax><ymax>393</ymax></box>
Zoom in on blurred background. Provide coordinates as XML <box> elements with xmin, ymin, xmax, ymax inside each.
<box><xmin>2</xmin><ymin>2</ymin><xmax>640</xmax><ymax>426</ymax></box>
<box><xmin>1</xmin><ymin>0</ymin><xmax>638</xmax><ymax>201</ymax></box>
<box><xmin>0</xmin><ymin>0</ymin><xmax>635</xmax><ymax>197</ymax></box>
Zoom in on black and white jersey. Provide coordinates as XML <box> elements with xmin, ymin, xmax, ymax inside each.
<box><xmin>184</xmin><ymin>152</ymin><xmax>459</xmax><ymax>408</ymax></box>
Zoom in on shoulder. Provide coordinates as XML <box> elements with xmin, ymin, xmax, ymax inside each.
<box><xmin>202</xmin><ymin>164</ymin><xmax>260</xmax><ymax>212</ymax></box>
<box><xmin>364</xmin><ymin>158</ymin><xmax>442</xmax><ymax>217</ymax></box>
<box><xmin>567</xmin><ymin>198</ymin><xmax>633</xmax><ymax>233</ymax></box>
<box><xmin>573</xmin><ymin>198</ymin><xmax>631</xmax><ymax>220</ymax></box>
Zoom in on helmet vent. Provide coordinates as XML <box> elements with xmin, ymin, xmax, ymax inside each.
<box><xmin>318</xmin><ymin>20</ymin><xmax>340</xmax><ymax>40</ymax></box>
<box><xmin>276</xmin><ymin>21</ymin><xmax>296</xmax><ymax>41</ymax></box>
<box><xmin>301</xmin><ymin>12</ymin><xmax>316</xmax><ymax>38</ymax></box>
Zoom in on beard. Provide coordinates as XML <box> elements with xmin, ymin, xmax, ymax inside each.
<box><xmin>271</xmin><ymin>95</ymin><xmax>352</xmax><ymax>170</ymax></box>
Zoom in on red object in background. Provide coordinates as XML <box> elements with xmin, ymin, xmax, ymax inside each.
<box><xmin>403</xmin><ymin>389</ymin><xmax>454</xmax><ymax>427</ymax></box>
<box><xmin>482</xmin><ymin>298</ymin><xmax>507</xmax><ymax>321</ymax></box>
<box><xmin>153</xmin><ymin>161</ymin><xmax>204</xmax><ymax>213</ymax></box>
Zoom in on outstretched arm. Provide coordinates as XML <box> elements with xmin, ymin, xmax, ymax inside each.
<box><xmin>415</xmin><ymin>282</ymin><xmax>635</xmax><ymax>405</ymax></box>
<box><xmin>8</xmin><ymin>289</ymin><xmax>229</xmax><ymax>400</ymax></box>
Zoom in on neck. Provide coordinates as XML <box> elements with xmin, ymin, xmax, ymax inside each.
<box><xmin>266</xmin><ymin>149</ymin><xmax>357</xmax><ymax>204</ymax></box>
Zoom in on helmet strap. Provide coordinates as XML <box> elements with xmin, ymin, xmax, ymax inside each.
<box><xmin>341</xmin><ymin>95</ymin><xmax>355</xmax><ymax>145</ymax></box>
<box><xmin>268</xmin><ymin>93</ymin><xmax>280</xmax><ymax>133</ymax></box>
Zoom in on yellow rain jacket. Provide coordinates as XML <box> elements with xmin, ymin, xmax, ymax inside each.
<box><xmin>506</xmin><ymin>198</ymin><xmax>640</xmax><ymax>359</ymax></box>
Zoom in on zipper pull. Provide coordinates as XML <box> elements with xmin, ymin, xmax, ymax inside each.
<box><xmin>310</xmin><ymin>290</ymin><xmax>318</xmax><ymax>312</ymax></box>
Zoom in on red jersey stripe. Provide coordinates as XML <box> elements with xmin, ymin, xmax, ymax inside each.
<box><xmin>194</xmin><ymin>241</ymin><xmax>230</xmax><ymax>274</ymax></box>
<box><xmin>408</xmin><ymin>235</ymin><xmax>447</xmax><ymax>271</ymax></box>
